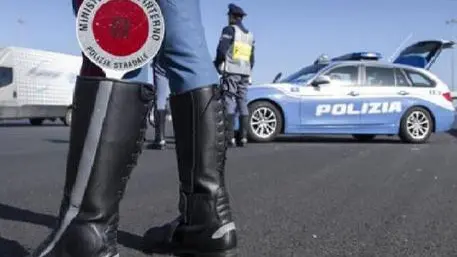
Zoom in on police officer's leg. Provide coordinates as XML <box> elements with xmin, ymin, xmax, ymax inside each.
<box><xmin>237</xmin><ymin>76</ymin><xmax>250</xmax><ymax>147</ymax></box>
<box><xmin>223</xmin><ymin>75</ymin><xmax>238</xmax><ymax>147</ymax></box>
<box><xmin>150</xmin><ymin>63</ymin><xmax>170</xmax><ymax>150</ymax></box>
<box><xmin>29</xmin><ymin>2</ymin><xmax>153</xmax><ymax>256</ymax></box>
<box><xmin>142</xmin><ymin>0</ymin><xmax>237</xmax><ymax>256</ymax></box>
<box><xmin>30</xmin><ymin>68</ymin><xmax>152</xmax><ymax>257</ymax></box>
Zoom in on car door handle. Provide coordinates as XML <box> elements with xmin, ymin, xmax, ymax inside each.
<box><xmin>347</xmin><ymin>91</ymin><xmax>359</xmax><ymax>96</ymax></box>
<box><xmin>397</xmin><ymin>91</ymin><xmax>409</xmax><ymax>95</ymax></box>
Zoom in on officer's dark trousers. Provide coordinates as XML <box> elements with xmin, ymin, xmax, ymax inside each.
<box><xmin>222</xmin><ymin>74</ymin><xmax>250</xmax><ymax>142</ymax></box>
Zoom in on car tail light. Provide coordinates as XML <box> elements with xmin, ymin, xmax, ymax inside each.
<box><xmin>442</xmin><ymin>92</ymin><xmax>453</xmax><ymax>102</ymax></box>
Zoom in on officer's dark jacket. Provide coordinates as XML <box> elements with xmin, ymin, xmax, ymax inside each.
<box><xmin>214</xmin><ymin>20</ymin><xmax>255</xmax><ymax>71</ymax></box>
<box><xmin>72</xmin><ymin>0</ymin><xmax>83</xmax><ymax>14</ymax></box>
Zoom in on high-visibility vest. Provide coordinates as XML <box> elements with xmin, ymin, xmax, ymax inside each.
<box><xmin>224</xmin><ymin>25</ymin><xmax>254</xmax><ymax>76</ymax></box>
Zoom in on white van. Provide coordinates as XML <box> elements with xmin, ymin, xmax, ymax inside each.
<box><xmin>0</xmin><ymin>47</ymin><xmax>82</xmax><ymax>126</ymax></box>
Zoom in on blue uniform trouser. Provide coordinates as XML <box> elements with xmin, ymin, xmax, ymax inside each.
<box><xmin>155</xmin><ymin>0</ymin><xmax>219</xmax><ymax>94</ymax></box>
<box><xmin>153</xmin><ymin>62</ymin><xmax>170</xmax><ymax>110</ymax></box>
<box><xmin>73</xmin><ymin>0</ymin><xmax>219</xmax><ymax>94</ymax></box>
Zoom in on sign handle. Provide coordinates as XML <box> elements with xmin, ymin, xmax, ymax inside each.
<box><xmin>105</xmin><ymin>70</ymin><xmax>127</xmax><ymax>80</ymax></box>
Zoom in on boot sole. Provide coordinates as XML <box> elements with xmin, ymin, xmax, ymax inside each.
<box><xmin>59</xmin><ymin>251</ymin><xmax>118</xmax><ymax>257</ymax></box>
<box><xmin>175</xmin><ymin>249</ymin><xmax>237</xmax><ymax>257</ymax></box>
<box><xmin>142</xmin><ymin>244</ymin><xmax>237</xmax><ymax>257</ymax></box>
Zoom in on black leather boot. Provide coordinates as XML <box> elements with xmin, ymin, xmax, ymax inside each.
<box><xmin>150</xmin><ymin>109</ymin><xmax>167</xmax><ymax>150</ymax></box>
<box><xmin>239</xmin><ymin>115</ymin><xmax>249</xmax><ymax>147</ymax></box>
<box><xmin>30</xmin><ymin>76</ymin><xmax>153</xmax><ymax>257</ymax></box>
<box><xmin>226</xmin><ymin>114</ymin><xmax>236</xmax><ymax>147</ymax></box>
<box><xmin>142</xmin><ymin>85</ymin><xmax>237</xmax><ymax>257</ymax></box>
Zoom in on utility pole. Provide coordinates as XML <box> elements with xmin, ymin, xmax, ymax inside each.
<box><xmin>16</xmin><ymin>18</ymin><xmax>26</xmax><ymax>47</ymax></box>
<box><xmin>446</xmin><ymin>19</ymin><xmax>457</xmax><ymax>91</ymax></box>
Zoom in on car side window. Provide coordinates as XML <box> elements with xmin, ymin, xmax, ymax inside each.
<box><xmin>324</xmin><ymin>65</ymin><xmax>358</xmax><ymax>86</ymax></box>
<box><xmin>365</xmin><ymin>66</ymin><xmax>395</xmax><ymax>87</ymax></box>
<box><xmin>394</xmin><ymin>69</ymin><xmax>410</xmax><ymax>87</ymax></box>
<box><xmin>0</xmin><ymin>67</ymin><xmax>13</xmax><ymax>87</ymax></box>
<box><xmin>404</xmin><ymin>69</ymin><xmax>435</xmax><ymax>88</ymax></box>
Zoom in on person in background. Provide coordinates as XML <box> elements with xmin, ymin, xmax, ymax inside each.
<box><xmin>30</xmin><ymin>1</ymin><xmax>238</xmax><ymax>257</ymax></box>
<box><xmin>149</xmin><ymin>60</ymin><xmax>170</xmax><ymax>150</ymax></box>
<box><xmin>215</xmin><ymin>3</ymin><xmax>255</xmax><ymax>147</ymax></box>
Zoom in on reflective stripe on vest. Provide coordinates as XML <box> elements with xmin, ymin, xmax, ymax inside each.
<box><xmin>224</xmin><ymin>25</ymin><xmax>254</xmax><ymax>76</ymax></box>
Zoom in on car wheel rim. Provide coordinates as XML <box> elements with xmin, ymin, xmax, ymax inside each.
<box><xmin>251</xmin><ymin>107</ymin><xmax>277</xmax><ymax>139</ymax></box>
<box><xmin>68</xmin><ymin>111</ymin><xmax>72</xmax><ymax>125</ymax></box>
<box><xmin>148</xmin><ymin>107</ymin><xmax>155</xmax><ymax>126</ymax></box>
<box><xmin>406</xmin><ymin>111</ymin><xmax>430</xmax><ymax>140</ymax></box>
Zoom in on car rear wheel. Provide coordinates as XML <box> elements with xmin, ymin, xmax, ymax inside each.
<box><xmin>399</xmin><ymin>106</ymin><xmax>433</xmax><ymax>144</ymax></box>
<box><xmin>30</xmin><ymin>118</ymin><xmax>44</xmax><ymax>126</ymax></box>
<box><xmin>63</xmin><ymin>107</ymin><xmax>72</xmax><ymax>126</ymax></box>
<box><xmin>247</xmin><ymin>101</ymin><xmax>283</xmax><ymax>142</ymax></box>
<box><xmin>352</xmin><ymin>134</ymin><xmax>376</xmax><ymax>142</ymax></box>
<box><xmin>148</xmin><ymin>106</ymin><xmax>155</xmax><ymax>127</ymax></box>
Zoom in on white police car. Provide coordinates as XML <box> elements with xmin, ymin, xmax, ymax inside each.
<box><xmin>243</xmin><ymin>40</ymin><xmax>455</xmax><ymax>144</ymax></box>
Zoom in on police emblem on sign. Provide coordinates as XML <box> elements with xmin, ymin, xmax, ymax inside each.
<box><xmin>111</xmin><ymin>17</ymin><xmax>131</xmax><ymax>39</ymax></box>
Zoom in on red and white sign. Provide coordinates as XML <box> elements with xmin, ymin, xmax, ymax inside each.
<box><xmin>76</xmin><ymin>0</ymin><xmax>164</xmax><ymax>78</ymax></box>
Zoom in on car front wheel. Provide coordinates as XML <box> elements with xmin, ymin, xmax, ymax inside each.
<box><xmin>247</xmin><ymin>101</ymin><xmax>283</xmax><ymax>142</ymax></box>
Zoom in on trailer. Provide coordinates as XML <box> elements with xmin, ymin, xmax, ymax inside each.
<box><xmin>0</xmin><ymin>46</ymin><xmax>82</xmax><ymax>126</ymax></box>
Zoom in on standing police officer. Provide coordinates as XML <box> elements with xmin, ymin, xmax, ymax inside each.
<box><xmin>215</xmin><ymin>3</ymin><xmax>255</xmax><ymax>147</ymax></box>
<box><xmin>149</xmin><ymin>60</ymin><xmax>170</xmax><ymax>150</ymax></box>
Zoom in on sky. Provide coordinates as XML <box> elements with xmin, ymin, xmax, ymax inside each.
<box><xmin>1</xmin><ymin>0</ymin><xmax>457</xmax><ymax>90</ymax></box>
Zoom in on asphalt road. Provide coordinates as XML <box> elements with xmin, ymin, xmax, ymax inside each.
<box><xmin>1</xmin><ymin>120</ymin><xmax>457</xmax><ymax>257</ymax></box>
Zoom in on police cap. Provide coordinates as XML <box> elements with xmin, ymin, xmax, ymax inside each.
<box><xmin>228</xmin><ymin>3</ymin><xmax>246</xmax><ymax>17</ymax></box>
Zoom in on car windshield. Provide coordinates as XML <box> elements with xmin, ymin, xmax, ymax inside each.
<box><xmin>279</xmin><ymin>63</ymin><xmax>328</xmax><ymax>84</ymax></box>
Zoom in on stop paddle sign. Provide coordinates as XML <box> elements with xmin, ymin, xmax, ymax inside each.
<box><xmin>76</xmin><ymin>0</ymin><xmax>164</xmax><ymax>79</ymax></box>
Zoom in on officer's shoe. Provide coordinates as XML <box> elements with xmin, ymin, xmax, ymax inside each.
<box><xmin>149</xmin><ymin>140</ymin><xmax>166</xmax><ymax>150</ymax></box>
<box><xmin>142</xmin><ymin>85</ymin><xmax>237</xmax><ymax>257</ymax></box>
<box><xmin>30</xmin><ymin>77</ymin><xmax>152</xmax><ymax>257</ymax></box>
<box><xmin>229</xmin><ymin>138</ymin><xmax>237</xmax><ymax>147</ymax></box>
<box><xmin>225</xmin><ymin>114</ymin><xmax>237</xmax><ymax>148</ymax></box>
<box><xmin>238</xmin><ymin>115</ymin><xmax>249</xmax><ymax>147</ymax></box>
<box><xmin>149</xmin><ymin>109</ymin><xmax>167</xmax><ymax>150</ymax></box>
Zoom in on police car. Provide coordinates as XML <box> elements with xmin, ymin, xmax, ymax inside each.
<box><xmin>243</xmin><ymin>40</ymin><xmax>456</xmax><ymax>144</ymax></box>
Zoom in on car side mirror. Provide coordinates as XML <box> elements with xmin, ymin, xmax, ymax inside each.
<box><xmin>311</xmin><ymin>75</ymin><xmax>331</xmax><ymax>87</ymax></box>
<box><xmin>273</xmin><ymin>72</ymin><xmax>282</xmax><ymax>83</ymax></box>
